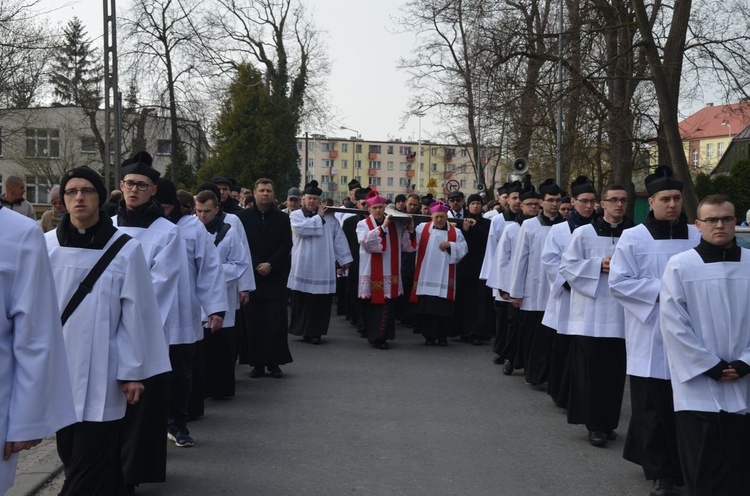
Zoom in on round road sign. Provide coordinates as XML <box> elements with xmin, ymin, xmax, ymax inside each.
<box><xmin>445</xmin><ymin>179</ymin><xmax>460</xmax><ymax>194</ymax></box>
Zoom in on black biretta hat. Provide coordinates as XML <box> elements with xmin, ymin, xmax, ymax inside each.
<box><xmin>645</xmin><ymin>165</ymin><xmax>683</xmax><ymax>196</ymax></box>
<box><xmin>121</xmin><ymin>151</ymin><xmax>160</xmax><ymax>183</ymax></box>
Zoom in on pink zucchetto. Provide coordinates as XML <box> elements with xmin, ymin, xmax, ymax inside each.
<box><xmin>365</xmin><ymin>190</ymin><xmax>387</xmax><ymax>206</ymax></box>
<box><xmin>429</xmin><ymin>202</ymin><xmax>450</xmax><ymax>214</ymax></box>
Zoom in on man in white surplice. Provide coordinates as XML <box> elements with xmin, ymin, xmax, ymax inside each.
<box><xmin>412</xmin><ymin>202</ymin><xmax>468</xmax><ymax>346</ymax></box>
<box><xmin>660</xmin><ymin>194</ymin><xmax>750</xmax><ymax>496</ymax></box>
<box><xmin>288</xmin><ymin>180</ymin><xmax>353</xmax><ymax>344</ymax></box>
<box><xmin>0</xmin><ymin>208</ymin><xmax>76</xmax><ymax>496</ymax></box>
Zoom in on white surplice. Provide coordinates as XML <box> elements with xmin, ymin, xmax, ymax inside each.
<box><xmin>508</xmin><ymin>217</ymin><xmax>554</xmax><ymax>311</ymax></box>
<box><xmin>288</xmin><ymin>209</ymin><xmax>353</xmax><ymax>294</ymax></box>
<box><xmin>356</xmin><ymin>215</ymin><xmax>416</xmax><ymax>299</ymax></box>
<box><xmin>486</xmin><ymin>221</ymin><xmax>521</xmax><ymax>295</ymax></box>
<box><xmin>170</xmin><ymin>215</ymin><xmax>228</xmax><ymax>345</ymax></box>
<box><xmin>609</xmin><ymin>224</ymin><xmax>700</xmax><ymax>379</ymax></box>
<box><xmin>204</xmin><ymin>223</ymin><xmax>250</xmax><ymax>327</ymax></box>
<box><xmin>560</xmin><ymin>223</ymin><xmax>624</xmax><ymax>338</ymax></box>
<box><xmin>540</xmin><ymin>222</ymin><xmax>573</xmax><ymax>333</ymax></box>
<box><xmin>479</xmin><ymin>214</ymin><xmax>507</xmax><ymax>280</ymax></box>
<box><xmin>224</xmin><ymin>212</ymin><xmax>256</xmax><ymax>292</ymax></box>
<box><xmin>660</xmin><ymin>248</ymin><xmax>750</xmax><ymax>413</ymax></box>
<box><xmin>0</xmin><ymin>209</ymin><xmax>76</xmax><ymax>495</ymax></box>
<box><xmin>413</xmin><ymin>223</ymin><xmax>467</xmax><ymax>298</ymax></box>
<box><xmin>46</xmin><ymin>229</ymin><xmax>172</xmax><ymax>423</ymax></box>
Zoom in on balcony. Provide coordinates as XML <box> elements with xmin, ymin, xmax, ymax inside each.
<box><xmin>444</xmin><ymin>155</ymin><xmax>453</xmax><ymax>163</ymax></box>
<box><xmin>368</xmin><ymin>169</ymin><xmax>378</xmax><ymax>177</ymax></box>
<box><xmin>406</xmin><ymin>155</ymin><xmax>415</xmax><ymax>162</ymax></box>
<box><xmin>329</xmin><ymin>151</ymin><xmax>338</xmax><ymax>158</ymax></box>
<box><xmin>406</xmin><ymin>169</ymin><xmax>415</xmax><ymax>178</ymax></box>
<box><xmin>444</xmin><ymin>171</ymin><xmax>453</xmax><ymax>179</ymax></box>
<box><xmin>369</xmin><ymin>152</ymin><xmax>378</xmax><ymax>160</ymax></box>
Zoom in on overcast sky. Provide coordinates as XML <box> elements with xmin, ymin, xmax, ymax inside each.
<box><xmin>38</xmin><ymin>0</ymin><xmax>711</xmax><ymax>144</ymax></box>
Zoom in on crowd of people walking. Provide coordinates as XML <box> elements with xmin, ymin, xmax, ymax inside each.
<box><xmin>1</xmin><ymin>159</ymin><xmax>749</xmax><ymax>496</ymax></box>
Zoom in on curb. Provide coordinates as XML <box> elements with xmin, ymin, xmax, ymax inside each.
<box><xmin>6</xmin><ymin>437</ymin><xmax>63</xmax><ymax>496</ymax></box>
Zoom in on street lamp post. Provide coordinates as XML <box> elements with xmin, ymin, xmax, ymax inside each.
<box><xmin>340</xmin><ymin>126</ymin><xmax>360</xmax><ymax>200</ymax></box>
<box><xmin>722</xmin><ymin>121</ymin><xmax>732</xmax><ymax>138</ymax></box>
<box><xmin>415</xmin><ymin>113</ymin><xmax>424</xmax><ymax>196</ymax></box>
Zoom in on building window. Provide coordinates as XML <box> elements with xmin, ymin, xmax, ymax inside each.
<box><xmin>23</xmin><ymin>176</ymin><xmax>52</xmax><ymax>203</ymax></box>
<box><xmin>692</xmin><ymin>149</ymin><xmax>698</xmax><ymax>166</ymax></box>
<box><xmin>399</xmin><ymin>146</ymin><xmax>411</xmax><ymax>155</ymax></box>
<box><xmin>340</xmin><ymin>175</ymin><xmax>348</xmax><ymax>185</ymax></box>
<box><xmin>460</xmin><ymin>149</ymin><xmax>468</xmax><ymax>157</ymax></box>
<box><xmin>355</xmin><ymin>175</ymin><xmax>362</xmax><ymax>183</ymax></box>
<box><xmin>342</xmin><ymin>143</ymin><xmax>349</xmax><ymax>152</ymax></box>
<box><xmin>81</xmin><ymin>137</ymin><xmax>98</xmax><ymax>153</ymax></box>
<box><xmin>420</xmin><ymin>163</ymin><xmax>424</xmax><ymax>171</ymax></box>
<box><xmin>321</xmin><ymin>175</ymin><xmax>332</xmax><ymax>184</ymax></box>
<box><xmin>399</xmin><ymin>178</ymin><xmax>411</xmax><ymax>187</ymax></box>
<box><xmin>322</xmin><ymin>142</ymin><xmax>334</xmax><ymax>152</ymax></box>
<box><xmin>400</xmin><ymin>162</ymin><xmax>409</xmax><ymax>171</ymax></box>
<box><xmin>321</xmin><ymin>159</ymin><xmax>333</xmax><ymax>168</ymax></box>
<box><xmin>341</xmin><ymin>159</ymin><xmax>348</xmax><ymax>169</ymax></box>
<box><xmin>387</xmin><ymin>145</ymin><xmax>393</xmax><ymax>154</ymax></box>
<box><xmin>156</xmin><ymin>140</ymin><xmax>172</xmax><ymax>155</ymax></box>
<box><xmin>297</xmin><ymin>141</ymin><xmax>303</xmax><ymax>150</ymax></box>
<box><xmin>355</xmin><ymin>144</ymin><xmax>362</xmax><ymax>153</ymax></box>
<box><xmin>706</xmin><ymin>143</ymin><xmax>714</xmax><ymax>159</ymax></box>
<box><xmin>387</xmin><ymin>161</ymin><xmax>394</xmax><ymax>170</ymax></box>
<box><xmin>369</xmin><ymin>161</ymin><xmax>381</xmax><ymax>170</ymax></box>
<box><xmin>460</xmin><ymin>180</ymin><xmax>467</xmax><ymax>187</ymax></box>
<box><xmin>25</xmin><ymin>129</ymin><xmax>60</xmax><ymax>158</ymax></box>
<box><xmin>387</xmin><ymin>177</ymin><xmax>394</xmax><ymax>186</ymax></box>
<box><xmin>431</xmin><ymin>163</ymin><xmax>438</xmax><ymax>172</ymax></box>
<box><xmin>308</xmin><ymin>158</ymin><xmax>315</xmax><ymax>168</ymax></box>
<box><xmin>355</xmin><ymin>160</ymin><xmax>362</xmax><ymax>169</ymax></box>
<box><xmin>307</xmin><ymin>142</ymin><xmax>316</xmax><ymax>151</ymax></box>
<box><xmin>431</xmin><ymin>147</ymin><xmax>439</xmax><ymax>156</ymax></box>
<box><xmin>369</xmin><ymin>177</ymin><xmax>381</xmax><ymax>186</ymax></box>
<box><xmin>369</xmin><ymin>145</ymin><xmax>381</xmax><ymax>154</ymax></box>
<box><xmin>445</xmin><ymin>164</ymin><xmax>455</xmax><ymax>172</ymax></box>
<box><xmin>718</xmin><ymin>142</ymin><xmax>724</xmax><ymax>157</ymax></box>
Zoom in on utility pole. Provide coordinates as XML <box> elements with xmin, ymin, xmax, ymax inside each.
<box><xmin>103</xmin><ymin>0</ymin><xmax>122</xmax><ymax>190</ymax></box>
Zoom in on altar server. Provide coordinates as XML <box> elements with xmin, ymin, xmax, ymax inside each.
<box><xmin>357</xmin><ymin>191</ymin><xmax>416</xmax><ymax>349</ymax></box>
<box><xmin>1</xmin><ymin>208</ymin><xmax>76</xmax><ymax>496</ymax></box>
<box><xmin>609</xmin><ymin>165</ymin><xmax>700</xmax><ymax>496</ymax></box>
<box><xmin>509</xmin><ymin>179</ymin><xmax>565</xmax><ymax>385</ymax></box>
<box><xmin>114</xmin><ymin>152</ymin><xmax>182</xmax><ymax>489</ymax></box>
<box><xmin>560</xmin><ymin>184</ymin><xmax>633</xmax><ymax>446</ymax></box>
<box><xmin>47</xmin><ymin>167</ymin><xmax>169</xmax><ymax>495</ymax></box>
<box><xmin>288</xmin><ymin>180</ymin><xmax>353</xmax><ymax>344</ymax></box>
<box><xmin>412</xmin><ymin>202</ymin><xmax>468</xmax><ymax>346</ymax></box>
<box><xmin>660</xmin><ymin>194</ymin><xmax>750</xmax><ymax>496</ymax></box>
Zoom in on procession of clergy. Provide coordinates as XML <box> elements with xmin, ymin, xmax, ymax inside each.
<box><xmin>2</xmin><ymin>153</ymin><xmax>750</xmax><ymax>496</ymax></box>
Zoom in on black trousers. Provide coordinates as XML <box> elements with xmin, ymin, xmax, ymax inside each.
<box><xmin>547</xmin><ymin>333</ymin><xmax>572</xmax><ymax>407</ymax></box>
<box><xmin>676</xmin><ymin>410</ymin><xmax>750</xmax><ymax>496</ymax></box>
<box><xmin>623</xmin><ymin>376</ymin><xmax>683</xmax><ymax>484</ymax></box>
<box><xmin>120</xmin><ymin>372</ymin><xmax>169</xmax><ymax>485</ymax></box>
<box><xmin>58</xmin><ymin>420</ymin><xmax>125</xmax><ymax>496</ymax></box>
<box><xmin>243</xmin><ymin>298</ymin><xmax>293</xmax><ymax>366</ymax></box>
<box><xmin>188</xmin><ymin>339</ymin><xmax>205</xmax><ymax>420</ymax></box>
<box><xmin>499</xmin><ymin>304</ymin><xmax>522</xmax><ymax>368</ymax></box>
<box><xmin>169</xmin><ymin>342</ymin><xmax>196</xmax><ymax>428</ymax></box>
<box><xmin>288</xmin><ymin>291</ymin><xmax>333</xmax><ymax>338</ymax></box>
<box><xmin>566</xmin><ymin>336</ymin><xmax>626</xmax><ymax>430</ymax></box>
<box><xmin>492</xmin><ymin>300</ymin><xmax>509</xmax><ymax>355</ymax></box>
<box><xmin>203</xmin><ymin>326</ymin><xmax>236</xmax><ymax>398</ymax></box>
<box><xmin>523</xmin><ymin>311</ymin><xmax>553</xmax><ymax>385</ymax></box>
<box><xmin>361</xmin><ymin>298</ymin><xmax>396</xmax><ymax>343</ymax></box>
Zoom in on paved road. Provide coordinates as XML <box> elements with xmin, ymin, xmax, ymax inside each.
<box><xmin>35</xmin><ymin>311</ymin><xmax>653</xmax><ymax>496</ymax></box>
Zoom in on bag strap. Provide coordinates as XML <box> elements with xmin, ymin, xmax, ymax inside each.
<box><xmin>61</xmin><ymin>234</ymin><xmax>132</xmax><ymax>326</ymax></box>
<box><xmin>213</xmin><ymin>223</ymin><xmax>231</xmax><ymax>247</ymax></box>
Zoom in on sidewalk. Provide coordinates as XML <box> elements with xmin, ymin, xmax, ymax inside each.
<box><xmin>6</xmin><ymin>437</ymin><xmax>62</xmax><ymax>496</ymax></box>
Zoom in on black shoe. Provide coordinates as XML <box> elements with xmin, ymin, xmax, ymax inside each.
<box><xmin>249</xmin><ymin>366</ymin><xmax>265</xmax><ymax>378</ymax></box>
<box><xmin>604</xmin><ymin>429</ymin><xmax>617</xmax><ymax>441</ymax></box>
<box><xmin>588</xmin><ymin>430</ymin><xmax>607</xmax><ymax>447</ymax></box>
<box><xmin>268</xmin><ymin>365</ymin><xmax>283</xmax><ymax>379</ymax></box>
<box><xmin>311</xmin><ymin>337</ymin><xmax>322</xmax><ymax>345</ymax></box>
<box><xmin>493</xmin><ymin>356</ymin><xmax>504</xmax><ymax>364</ymax></box>
<box><xmin>437</xmin><ymin>339</ymin><xmax>448</xmax><ymax>347</ymax></box>
<box><xmin>502</xmin><ymin>359</ymin><xmax>513</xmax><ymax>376</ymax></box>
<box><xmin>650</xmin><ymin>478</ymin><xmax>675</xmax><ymax>496</ymax></box>
<box><xmin>425</xmin><ymin>338</ymin><xmax>436</xmax><ymax>346</ymax></box>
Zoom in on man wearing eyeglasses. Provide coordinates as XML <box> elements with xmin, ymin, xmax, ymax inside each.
<box><xmin>509</xmin><ymin>179</ymin><xmax>566</xmax><ymax>386</ymax></box>
<box><xmin>541</xmin><ymin>176</ymin><xmax>597</xmax><ymax>407</ymax></box>
<box><xmin>46</xmin><ymin>166</ymin><xmax>169</xmax><ymax>495</ymax></box>
<box><xmin>559</xmin><ymin>184</ymin><xmax>634</xmax><ymax>447</ymax></box>
<box><xmin>609</xmin><ymin>165</ymin><xmax>700</xmax><ymax>496</ymax></box>
<box><xmin>446</xmin><ymin>190</ymin><xmax>468</xmax><ymax>220</ymax></box>
<box><xmin>114</xmin><ymin>152</ymin><xmax>183</xmax><ymax>492</ymax></box>
<box><xmin>660</xmin><ymin>194</ymin><xmax>750</xmax><ymax>496</ymax></box>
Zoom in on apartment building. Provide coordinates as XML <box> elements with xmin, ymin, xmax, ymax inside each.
<box><xmin>679</xmin><ymin>102</ymin><xmax>750</xmax><ymax>175</ymax></box>
<box><xmin>296</xmin><ymin>134</ymin><xmax>499</xmax><ymax>202</ymax></box>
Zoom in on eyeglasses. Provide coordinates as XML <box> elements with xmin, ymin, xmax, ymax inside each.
<box><xmin>522</xmin><ymin>202</ymin><xmax>540</xmax><ymax>207</ymax></box>
<box><xmin>544</xmin><ymin>198</ymin><xmax>562</xmax><ymax>204</ymax></box>
<box><xmin>122</xmin><ymin>180</ymin><xmax>153</xmax><ymax>191</ymax></box>
<box><xmin>697</xmin><ymin>216</ymin><xmax>735</xmax><ymax>225</ymax></box>
<box><xmin>603</xmin><ymin>198</ymin><xmax>629</xmax><ymax>205</ymax></box>
<box><xmin>575</xmin><ymin>198</ymin><xmax>596</xmax><ymax>205</ymax></box>
<box><xmin>63</xmin><ymin>188</ymin><xmax>98</xmax><ymax>197</ymax></box>
<box><xmin>448</xmin><ymin>198</ymin><xmax>462</xmax><ymax>202</ymax></box>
